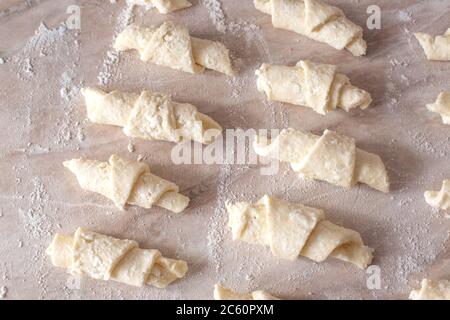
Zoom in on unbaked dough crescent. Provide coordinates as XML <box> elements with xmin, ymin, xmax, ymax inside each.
<box><xmin>227</xmin><ymin>195</ymin><xmax>373</xmax><ymax>269</ymax></box>
<box><xmin>426</xmin><ymin>92</ymin><xmax>450</xmax><ymax>125</ymax></box>
<box><xmin>414</xmin><ymin>29</ymin><xmax>450</xmax><ymax>61</ymax></box>
<box><xmin>82</xmin><ymin>87</ymin><xmax>222</xmax><ymax>145</ymax></box>
<box><xmin>46</xmin><ymin>227</ymin><xmax>188</xmax><ymax>288</ymax></box>
<box><xmin>129</xmin><ymin>0</ymin><xmax>191</xmax><ymax>14</ymax></box>
<box><xmin>254</xmin><ymin>128</ymin><xmax>389</xmax><ymax>192</ymax></box>
<box><xmin>254</xmin><ymin>0</ymin><xmax>367</xmax><ymax>56</ymax></box>
<box><xmin>424</xmin><ymin>179</ymin><xmax>450</xmax><ymax>211</ymax></box>
<box><xmin>115</xmin><ymin>22</ymin><xmax>234</xmax><ymax>76</ymax></box>
<box><xmin>409</xmin><ymin>279</ymin><xmax>450</xmax><ymax>300</ymax></box>
<box><xmin>214</xmin><ymin>284</ymin><xmax>280</xmax><ymax>300</ymax></box>
<box><xmin>64</xmin><ymin>155</ymin><xmax>190</xmax><ymax>212</ymax></box>
<box><xmin>256</xmin><ymin>60</ymin><xmax>372</xmax><ymax>115</ymax></box>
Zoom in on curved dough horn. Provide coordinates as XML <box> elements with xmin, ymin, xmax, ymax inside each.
<box><xmin>256</xmin><ymin>60</ymin><xmax>372</xmax><ymax>115</ymax></box>
<box><xmin>115</xmin><ymin>22</ymin><xmax>234</xmax><ymax>76</ymax></box>
<box><xmin>64</xmin><ymin>155</ymin><xmax>190</xmax><ymax>213</ymax></box>
<box><xmin>82</xmin><ymin>87</ymin><xmax>222</xmax><ymax>145</ymax></box>
<box><xmin>46</xmin><ymin>228</ymin><xmax>188</xmax><ymax>288</ymax></box>
<box><xmin>227</xmin><ymin>195</ymin><xmax>373</xmax><ymax>269</ymax></box>
<box><xmin>254</xmin><ymin>128</ymin><xmax>389</xmax><ymax>192</ymax></box>
<box><xmin>254</xmin><ymin>0</ymin><xmax>367</xmax><ymax>56</ymax></box>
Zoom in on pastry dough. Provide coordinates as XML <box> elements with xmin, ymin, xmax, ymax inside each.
<box><xmin>46</xmin><ymin>227</ymin><xmax>188</xmax><ymax>288</ymax></box>
<box><xmin>64</xmin><ymin>155</ymin><xmax>190</xmax><ymax>212</ymax></box>
<box><xmin>256</xmin><ymin>60</ymin><xmax>372</xmax><ymax>115</ymax></box>
<box><xmin>414</xmin><ymin>29</ymin><xmax>450</xmax><ymax>61</ymax></box>
<box><xmin>254</xmin><ymin>0</ymin><xmax>367</xmax><ymax>56</ymax></box>
<box><xmin>426</xmin><ymin>92</ymin><xmax>450</xmax><ymax>125</ymax></box>
<box><xmin>227</xmin><ymin>195</ymin><xmax>373</xmax><ymax>269</ymax></box>
<box><xmin>254</xmin><ymin>128</ymin><xmax>389</xmax><ymax>192</ymax></box>
<box><xmin>409</xmin><ymin>279</ymin><xmax>450</xmax><ymax>300</ymax></box>
<box><xmin>115</xmin><ymin>22</ymin><xmax>234</xmax><ymax>76</ymax></box>
<box><xmin>214</xmin><ymin>284</ymin><xmax>280</xmax><ymax>300</ymax></box>
<box><xmin>129</xmin><ymin>0</ymin><xmax>191</xmax><ymax>14</ymax></box>
<box><xmin>82</xmin><ymin>87</ymin><xmax>222</xmax><ymax>145</ymax></box>
<box><xmin>424</xmin><ymin>179</ymin><xmax>450</xmax><ymax>210</ymax></box>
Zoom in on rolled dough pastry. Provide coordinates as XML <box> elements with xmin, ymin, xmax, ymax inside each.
<box><xmin>426</xmin><ymin>92</ymin><xmax>450</xmax><ymax>125</ymax></box>
<box><xmin>129</xmin><ymin>0</ymin><xmax>191</xmax><ymax>14</ymax></box>
<box><xmin>254</xmin><ymin>128</ymin><xmax>389</xmax><ymax>192</ymax></box>
<box><xmin>254</xmin><ymin>0</ymin><xmax>367</xmax><ymax>56</ymax></box>
<box><xmin>414</xmin><ymin>29</ymin><xmax>450</xmax><ymax>61</ymax></box>
<box><xmin>82</xmin><ymin>87</ymin><xmax>222</xmax><ymax>145</ymax></box>
<box><xmin>227</xmin><ymin>195</ymin><xmax>373</xmax><ymax>269</ymax></box>
<box><xmin>64</xmin><ymin>154</ymin><xmax>190</xmax><ymax>212</ymax></box>
<box><xmin>409</xmin><ymin>279</ymin><xmax>450</xmax><ymax>300</ymax></box>
<box><xmin>256</xmin><ymin>60</ymin><xmax>372</xmax><ymax>115</ymax></box>
<box><xmin>214</xmin><ymin>284</ymin><xmax>280</xmax><ymax>300</ymax></box>
<box><xmin>424</xmin><ymin>179</ymin><xmax>450</xmax><ymax>210</ymax></box>
<box><xmin>115</xmin><ymin>22</ymin><xmax>234</xmax><ymax>76</ymax></box>
<box><xmin>46</xmin><ymin>227</ymin><xmax>188</xmax><ymax>288</ymax></box>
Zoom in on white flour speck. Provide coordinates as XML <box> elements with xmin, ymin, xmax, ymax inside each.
<box><xmin>25</xmin><ymin>23</ymin><xmax>67</xmax><ymax>51</ymax></box>
<box><xmin>60</xmin><ymin>71</ymin><xmax>80</xmax><ymax>102</ymax></box>
<box><xmin>201</xmin><ymin>0</ymin><xmax>227</xmax><ymax>33</ymax></box>
<box><xmin>398</xmin><ymin>10</ymin><xmax>412</xmax><ymax>23</ymax></box>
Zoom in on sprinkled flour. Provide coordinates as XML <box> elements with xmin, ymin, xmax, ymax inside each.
<box><xmin>98</xmin><ymin>2</ymin><xmax>135</xmax><ymax>85</ymax></box>
<box><xmin>207</xmin><ymin>163</ymin><xmax>231</xmax><ymax>274</ymax></box>
<box><xmin>201</xmin><ymin>0</ymin><xmax>227</xmax><ymax>33</ymax></box>
<box><xmin>398</xmin><ymin>10</ymin><xmax>413</xmax><ymax>23</ymax></box>
<box><xmin>1</xmin><ymin>0</ymin><xmax>450</xmax><ymax>300</ymax></box>
<box><xmin>24</xmin><ymin>22</ymin><xmax>68</xmax><ymax>53</ymax></box>
<box><xmin>19</xmin><ymin>177</ymin><xmax>54</xmax><ymax>239</ymax></box>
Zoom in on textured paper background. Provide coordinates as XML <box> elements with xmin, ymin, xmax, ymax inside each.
<box><xmin>0</xmin><ymin>0</ymin><xmax>449</xmax><ymax>299</ymax></box>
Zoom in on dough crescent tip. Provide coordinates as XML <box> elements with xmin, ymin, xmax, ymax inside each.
<box><xmin>63</xmin><ymin>155</ymin><xmax>190</xmax><ymax>213</ymax></box>
<box><xmin>227</xmin><ymin>195</ymin><xmax>373</xmax><ymax>269</ymax></box>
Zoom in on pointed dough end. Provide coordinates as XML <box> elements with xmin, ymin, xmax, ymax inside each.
<box><xmin>409</xmin><ymin>279</ymin><xmax>450</xmax><ymax>300</ymax></box>
<box><xmin>426</xmin><ymin>92</ymin><xmax>450</xmax><ymax>125</ymax></box>
<box><xmin>63</xmin><ymin>159</ymin><xmax>78</xmax><ymax>171</ymax></box>
<box><xmin>424</xmin><ymin>191</ymin><xmax>435</xmax><ymax>205</ymax></box>
<box><xmin>347</xmin><ymin>38</ymin><xmax>367</xmax><ymax>57</ymax></box>
<box><xmin>156</xmin><ymin>191</ymin><xmax>190</xmax><ymax>213</ymax></box>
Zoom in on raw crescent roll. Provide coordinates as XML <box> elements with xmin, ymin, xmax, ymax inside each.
<box><xmin>82</xmin><ymin>87</ymin><xmax>222</xmax><ymax>145</ymax></box>
<box><xmin>256</xmin><ymin>60</ymin><xmax>372</xmax><ymax>115</ymax></box>
<box><xmin>424</xmin><ymin>179</ymin><xmax>450</xmax><ymax>210</ymax></box>
<box><xmin>227</xmin><ymin>195</ymin><xmax>373</xmax><ymax>269</ymax></box>
<box><xmin>409</xmin><ymin>279</ymin><xmax>450</xmax><ymax>300</ymax></box>
<box><xmin>64</xmin><ymin>155</ymin><xmax>190</xmax><ymax>213</ymax></box>
<box><xmin>46</xmin><ymin>228</ymin><xmax>188</xmax><ymax>288</ymax></box>
<box><xmin>255</xmin><ymin>0</ymin><xmax>367</xmax><ymax>56</ymax></box>
<box><xmin>414</xmin><ymin>29</ymin><xmax>450</xmax><ymax>61</ymax></box>
<box><xmin>426</xmin><ymin>92</ymin><xmax>450</xmax><ymax>125</ymax></box>
<box><xmin>214</xmin><ymin>284</ymin><xmax>280</xmax><ymax>300</ymax></box>
<box><xmin>254</xmin><ymin>128</ymin><xmax>389</xmax><ymax>192</ymax></box>
<box><xmin>115</xmin><ymin>21</ymin><xmax>234</xmax><ymax>76</ymax></box>
<box><xmin>129</xmin><ymin>0</ymin><xmax>192</xmax><ymax>14</ymax></box>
